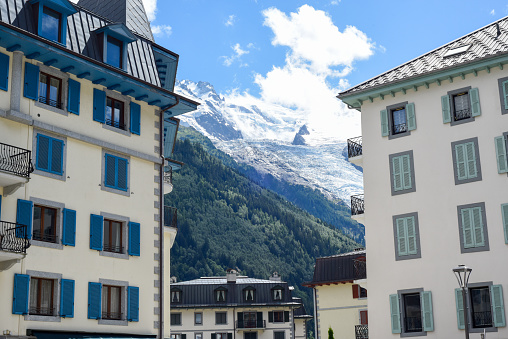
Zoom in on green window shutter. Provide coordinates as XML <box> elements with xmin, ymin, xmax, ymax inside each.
<box><xmin>389</xmin><ymin>294</ymin><xmax>401</xmax><ymax>334</ymax></box>
<box><xmin>494</xmin><ymin>136</ymin><xmax>508</xmax><ymax>174</ymax></box>
<box><xmin>396</xmin><ymin>218</ymin><xmax>408</xmax><ymax>256</ymax></box>
<box><xmin>441</xmin><ymin>95</ymin><xmax>451</xmax><ymax>123</ymax></box>
<box><xmin>62</xmin><ymin>208</ymin><xmax>76</xmax><ymax>246</ymax></box>
<box><xmin>401</xmin><ymin>155</ymin><xmax>412</xmax><ymax>190</ymax></box>
<box><xmin>491</xmin><ymin>285</ymin><xmax>506</xmax><ymax>328</ymax></box>
<box><xmin>471</xmin><ymin>207</ymin><xmax>484</xmax><ymax>247</ymax></box>
<box><xmin>464</xmin><ymin>142</ymin><xmax>477</xmax><ymax>179</ymax></box>
<box><xmin>469</xmin><ymin>88</ymin><xmax>481</xmax><ymax>117</ymax></box>
<box><xmin>461</xmin><ymin>208</ymin><xmax>474</xmax><ymax>248</ymax></box>
<box><xmin>23</xmin><ymin>62</ymin><xmax>39</xmax><ymax>100</ymax></box>
<box><xmin>406</xmin><ymin>103</ymin><xmax>416</xmax><ymax>131</ymax></box>
<box><xmin>502</xmin><ymin>80</ymin><xmax>508</xmax><ymax>110</ymax></box>
<box><xmin>501</xmin><ymin>204</ymin><xmax>508</xmax><ymax>244</ymax></box>
<box><xmin>60</xmin><ymin>279</ymin><xmax>75</xmax><ymax>318</ymax></box>
<box><xmin>0</xmin><ymin>52</ymin><xmax>9</xmax><ymax>91</ymax></box>
<box><xmin>380</xmin><ymin>109</ymin><xmax>389</xmax><ymax>137</ymax></box>
<box><xmin>455</xmin><ymin>144</ymin><xmax>467</xmax><ymax>180</ymax></box>
<box><xmin>392</xmin><ymin>156</ymin><xmax>403</xmax><ymax>191</ymax></box>
<box><xmin>420</xmin><ymin>291</ymin><xmax>434</xmax><ymax>332</ymax></box>
<box><xmin>406</xmin><ymin>217</ymin><xmax>417</xmax><ymax>255</ymax></box>
<box><xmin>12</xmin><ymin>274</ymin><xmax>30</xmax><ymax>315</ymax></box>
<box><xmin>455</xmin><ymin>288</ymin><xmax>465</xmax><ymax>329</ymax></box>
<box><xmin>67</xmin><ymin>79</ymin><xmax>81</xmax><ymax>115</ymax></box>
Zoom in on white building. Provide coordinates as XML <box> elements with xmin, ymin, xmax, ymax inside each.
<box><xmin>0</xmin><ymin>0</ymin><xmax>198</xmax><ymax>338</ymax></box>
<box><xmin>339</xmin><ymin>17</ymin><xmax>508</xmax><ymax>338</ymax></box>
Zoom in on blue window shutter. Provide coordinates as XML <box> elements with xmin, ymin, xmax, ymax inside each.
<box><xmin>128</xmin><ymin>222</ymin><xmax>140</xmax><ymax>256</ymax></box>
<box><xmin>104</xmin><ymin>154</ymin><xmax>117</xmax><ymax>188</ymax></box>
<box><xmin>464</xmin><ymin>142</ymin><xmax>477</xmax><ymax>179</ymax></box>
<box><xmin>23</xmin><ymin>62</ymin><xmax>39</xmax><ymax>100</ymax></box>
<box><xmin>420</xmin><ymin>291</ymin><xmax>434</xmax><ymax>332</ymax></box>
<box><xmin>36</xmin><ymin>134</ymin><xmax>51</xmax><ymax>171</ymax></box>
<box><xmin>406</xmin><ymin>103</ymin><xmax>416</xmax><ymax>131</ymax></box>
<box><xmin>461</xmin><ymin>208</ymin><xmax>474</xmax><ymax>248</ymax></box>
<box><xmin>50</xmin><ymin>138</ymin><xmax>64</xmax><ymax>175</ymax></box>
<box><xmin>392</xmin><ymin>156</ymin><xmax>403</xmax><ymax>191</ymax></box>
<box><xmin>455</xmin><ymin>288</ymin><xmax>465</xmax><ymax>329</ymax></box>
<box><xmin>16</xmin><ymin>199</ymin><xmax>33</xmax><ymax>240</ymax></box>
<box><xmin>441</xmin><ymin>95</ymin><xmax>451</xmax><ymax>123</ymax></box>
<box><xmin>0</xmin><ymin>52</ymin><xmax>9</xmax><ymax>91</ymax></box>
<box><xmin>406</xmin><ymin>217</ymin><xmax>417</xmax><ymax>255</ymax></box>
<box><xmin>389</xmin><ymin>294</ymin><xmax>401</xmax><ymax>333</ymax></box>
<box><xmin>130</xmin><ymin>102</ymin><xmax>141</xmax><ymax>135</ymax></box>
<box><xmin>60</xmin><ymin>279</ymin><xmax>75</xmax><ymax>318</ymax></box>
<box><xmin>502</xmin><ymin>80</ymin><xmax>508</xmax><ymax>110</ymax></box>
<box><xmin>471</xmin><ymin>207</ymin><xmax>484</xmax><ymax>247</ymax></box>
<box><xmin>494</xmin><ymin>136</ymin><xmax>508</xmax><ymax>174</ymax></box>
<box><xmin>491</xmin><ymin>285</ymin><xmax>506</xmax><ymax>327</ymax></box>
<box><xmin>117</xmin><ymin>158</ymin><xmax>128</xmax><ymax>191</ymax></box>
<box><xmin>12</xmin><ymin>274</ymin><xmax>30</xmax><ymax>315</ymax></box>
<box><xmin>502</xmin><ymin>204</ymin><xmax>508</xmax><ymax>244</ymax></box>
<box><xmin>88</xmin><ymin>282</ymin><xmax>102</xmax><ymax>319</ymax></box>
<box><xmin>401</xmin><ymin>155</ymin><xmax>412</xmax><ymax>190</ymax></box>
<box><xmin>67</xmin><ymin>79</ymin><xmax>81</xmax><ymax>115</ymax></box>
<box><xmin>62</xmin><ymin>208</ymin><xmax>76</xmax><ymax>246</ymax></box>
<box><xmin>127</xmin><ymin>286</ymin><xmax>139</xmax><ymax>321</ymax></box>
<box><xmin>455</xmin><ymin>144</ymin><xmax>467</xmax><ymax>181</ymax></box>
<box><xmin>469</xmin><ymin>88</ymin><xmax>481</xmax><ymax>117</ymax></box>
<box><xmin>89</xmin><ymin>214</ymin><xmax>103</xmax><ymax>251</ymax></box>
<box><xmin>380</xmin><ymin>109</ymin><xmax>389</xmax><ymax>137</ymax></box>
<box><xmin>93</xmin><ymin>88</ymin><xmax>106</xmax><ymax>123</ymax></box>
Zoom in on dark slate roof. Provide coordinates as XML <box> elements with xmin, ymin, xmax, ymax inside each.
<box><xmin>339</xmin><ymin>16</ymin><xmax>508</xmax><ymax>98</ymax></box>
<box><xmin>293</xmin><ymin>299</ymin><xmax>312</xmax><ymax>319</ymax></box>
<box><xmin>303</xmin><ymin>249</ymin><xmax>366</xmax><ymax>287</ymax></box>
<box><xmin>171</xmin><ymin>276</ymin><xmax>300</xmax><ymax>308</ymax></box>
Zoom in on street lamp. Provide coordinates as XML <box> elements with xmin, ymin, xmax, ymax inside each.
<box><xmin>453</xmin><ymin>265</ymin><xmax>472</xmax><ymax>339</ymax></box>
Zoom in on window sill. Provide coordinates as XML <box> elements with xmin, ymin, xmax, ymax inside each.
<box><xmin>98</xmin><ymin>318</ymin><xmax>128</xmax><ymax>326</ymax></box>
<box><xmin>450</xmin><ymin>116</ymin><xmax>475</xmax><ymax>126</ymax></box>
<box><xmin>400</xmin><ymin>330</ymin><xmax>426</xmax><ymax>338</ymax></box>
<box><xmin>388</xmin><ymin>130</ymin><xmax>411</xmax><ymax>140</ymax></box>
<box><xmin>102</xmin><ymin>123</ymin><xmax>131</xmax><ymax>136</ymax></box>
<box><xmin>35</xmin><ymin>100</ymin><xmax>68</xmax><ymax>116</ymax></box>
<box><xmin>33</xmin><ymin>168</ymin><xmax>66</xmax><ymax>182</ymax></box>
<box><xmin>30</xmin><ymin>239</ymin><xmax>63</xmax><ymax>250</ymax></box>
<box><xmin>100</xmin><ymin>250</ymin><xmax>129</xmax><ymax>260</ymax></box>
<box><xmin>100</xmin><ymin>184</ymin><xmax>130</xmax><ymax>197</ymax></box>
<box><xmin>24</xmin><ymin>314</ymin><xmax>61</xmax><ymax>322</ymax></box>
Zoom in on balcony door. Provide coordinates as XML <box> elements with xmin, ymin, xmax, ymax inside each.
<box><xmin>244</xmin><ymin>312</ymin><xmax>256</xmax><ymax>328</ymax></box>
<box><xmin>244</xmin><ymin>332</ymin><xmax>257</xmax><ymax>339</ymax></box>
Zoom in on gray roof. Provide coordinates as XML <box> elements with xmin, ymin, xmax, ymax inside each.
<box><xmin>339</xmin><ymin>16</ymin><xmax>508</xmax><ymax>98</ymax></box>
<box><xmin>174</xmin><ymin>277</ymin><xmax>283</xmax><ymax>285</ymax></box>
<box><xmin>303</xmin><ymin>250</ymin><xmax>366</xmax><ymax>287</ymax></box>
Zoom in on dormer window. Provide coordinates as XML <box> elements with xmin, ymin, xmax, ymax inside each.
<box><xmin>272</xmin><ymin>287</ymin><xmax>283</xmax><ymax>301</ymax></box>
<box><xmin>107</xmin><ymin>36</ymin><xmax>123</xmax><ymax>69</ymax></box>
<box><xmin>41</xmin><ymin>7</ymin><xmax>61</xmax><ymax>42</ymax></box>
<box><xmin>30</xmin><ymin>0</ymin><xmax>77</xmax><ymax>45</ymax></box>
<box><xmin>215</xmin><ymin>287</ymin><xmax>227</xmax><ymax>303</ymax></box>
<box><xmin>94</xmin><ymin>24</ymin><xmax>137</xmax><ymax>71</ymax></box>
<box><xmin>244</xmin><ymin>287</ymin><xmax>255</xmax><ymax>302</ymax></box>
<box><xmin>171</xmin><ymin>289</ymin><xmax>181</xmax><ymax>303</ymax></box>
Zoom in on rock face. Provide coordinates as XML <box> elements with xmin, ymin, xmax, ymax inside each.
<box><xmin>292</xmin><ymin>125</ymin><xmax>310</xmax><ymax>145</ymax></box>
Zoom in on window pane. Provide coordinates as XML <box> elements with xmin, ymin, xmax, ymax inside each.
<box><xmin>41</xmin><ymin>7</ymin><xmax>60</xmax><ymax>42</ymax></box>
<box><xmin>39</xmin><ymin>74</ymin><xmax>48</xmax><ymax>99</ymax></box>
<box><xmin>30</xmin><ymin>278</ymin><xmax>39</xmax><ymax>309</ymax></box>
<box><xmin>470</xmin><ymin>287</ymin><xmax>492</xmax><ymax>328</ymax></box>
<box><xmin>403</xmin><ymin>293</ymin><xmax>422</xmax><ymax>332</ymax></box>
<box><xmin>111</xmin><ymin>221</ymin><xmax>122</xmax><ymax>247</ymax></box>
<box><xmin>49</xmin><ymin>77</ymin><xmax>60</xmax><ymax>103</ymax></box>
<box><xmin>40</xmin><ymin>279</ymin><xmax>53</xmax><ymax>310</ymax></box>
<box><xmin>110</xmin><ymin>286</ymin><xmax>121</xmax><ymax>314</ymax></box>
<box><xmin>392</xmin><ymin>108</ymin><xmax>407</xmax><ymax>134</ymax></box>
<box><xmin>114</xmin><ymin>101</ymin><xmax>123</xmax><ymax>125</ymax></box>
<box><xmin>107</xmin><ymin>37</ymin><xmax>122</xmax><ymax>68</ymax></box>
<box><xmin>106</xmin><ymin>98</ymin><xmax>113</xmax><ymax>123</ymax></box>
<box><xmin>43</xmin><ymin>207</ymin><xmax>56</xmax><ymax>236</ymax></box>
<box><xmin>33</xmin><ymin>206</ymin><xmax>42</xmax><ymax>235</ymax></box>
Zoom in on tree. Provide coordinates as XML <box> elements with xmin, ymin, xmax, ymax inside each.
<box><xmin>328</xmin><ymin>327</ymin><xmax>334</xmax><ymax>339</ymax></box>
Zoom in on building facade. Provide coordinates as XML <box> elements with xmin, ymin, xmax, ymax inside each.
<box><xmin>170</xmin><ymin>271</ymin><xmax>311</xmax><ymax>339</ymax></box>
<box><xmin>0</xmin><ymin>0</ymin><xmax>197</xmax><ymax>338</ymax></box>
<box><xmin>303</xmin><ymin>250</ymin><xmax>367</xmax><ymax>339</ymax></box>
<box><xmin>340</xmin><ymin>17</ymin><xmax>508</xmax><ymax>339</ymax></box>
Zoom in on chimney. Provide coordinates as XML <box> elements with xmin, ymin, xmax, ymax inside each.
<box><xmin>269</xmin><ymin>272</ymin><xmax>281</xmax><ymax>281</ymax></box>
<box><xmin>226</xmin><ymin>269</ymin><xmax>237</xmax><ymax>283</ymax></box>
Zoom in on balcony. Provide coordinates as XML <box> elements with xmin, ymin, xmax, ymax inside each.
<box><xmin>0</xmin><ymin>142</ymin><xmax>34</xmax><ymax>192</ymax></box>
<box><xmin>347</xmin><ymin>136</ymin><xmax>363</xmax><ymax>166</ymax></box>
<box><xmin>351</xmin><ymin>194</ymin><xmax>364</xmax><ymax>222</ymax></box>
<box><xmin>236</xmin><ymin>320</ymin><xmax>266</xmax><ymax>330</ymax></box>
<box><xmin>354</xmin><ymin>257</ymin><xmax>367</xmax><ymax>281</ymax></box>
<box><xmin>355</xmin><ymin>325</ymin><xmax>368</xmax><ymax>339</ymax></box>
<box><xmin>164</xmin><ymin>206</ymin><xmax>177</xmax><ymax>229</ymax></box>
<box><xmin>163</xmin><ymin>167</ymin><xmax>173</xmax><ymax>194</ymax></box>
<box><xmin>0</xmin><ymin>221</ymin><xmax>30</xmax><ymax>271</ymax></box>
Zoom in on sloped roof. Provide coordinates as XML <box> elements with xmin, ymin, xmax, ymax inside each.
<box><xmin>303</xmin><ymin>250</ymin><xmax>365</xmax><ymax>286</ymax></box>
<box><xmin>339</xmin><ymin>16</ymin><xmax>508</xmax><ymax>98</ymax></box>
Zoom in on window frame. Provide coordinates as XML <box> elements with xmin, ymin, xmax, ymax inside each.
<box><xmin>33</xmin><ymin>204</ymin><xmax>58</xmax><ymax>244</ymax></box>
<box><xmin>498</xmin><ymin>76</ymin><xmax>508</xmax><ymax>115</ymax></box>
<box><xmin>97</xmin><ymin>278</ymin><xmax>128</xmax><ymax>326</ymax></box>
<box><xmin>215</xmin><ymin>287</ymin><xmax>227</xmax><ymax>303</ymax></box>
<box><xmin>396</xmin><ymin>288</ymin><xmax>426</xmax><ymax>337</ymax></box>
<box><xmin>29</xmin><ymin>277</ymin><xmax>55</xmax><ymax>316</ymax></box>
<box><xmin>33</xmin><ymin>131</ymin><xmax>67</xmax><ymax>181</ymax></box>
<box><xmin>272</xmin><ymin>287</ymin><xmax>284</xmax><ymax>301</ymax></box>
<box><xmin>273</xmin><ymin>311</ymin><xmax>284</xmax><ymax>323</ymax></box>
<box><xmin>24</xmin><ymin>270</ymin><xmax>62</xmax><ymax>322</ymax></box>
<box><xmin>106</xmin><ymin>96</ymin><xmax>126</xmax><ymax>130</ymax></box>
<box><xmin>38</xmin><ymin>72</ymin><xmax>63</xmax><ymax>110</ymax></box>
<box><xmin>461</xmin><ymin>281</ymin><xmax>500</xmax><ymax>334</ymax></box>
<box><xmin>216</xmin><ymin>311</ymin><xmax>227</xmax><ymax>325</ymax></box>
<box><xmin>33</xmin><ymin>63</ymin><xmax>71</xmax><ymax>116</ymax></box>
<box><xmin>102</xmin><ymin>284</ymin><xmax>122</xmax><ymax>320</ymax></box>
<box><xmin>171</xmin><ymin>312</ymin><xmax>182</xmax><ymax>326</ymax></box>
<box><xmin>99</xmin><ymin>212</ymin><xmax>130</xmax><ymax>260</ymax></box>
<box><xmin>194</xmin><ymin>312</ymin><xmax>203</xmax><ymax>325</ymax></box>
<box><xmin>451</xmin><ymin>137</ymin><xmax>482</xmax><ymax>185</ymax></box>
<box><xmin>457</xmin><ymin>202</ymin><xmax>489</xmax><ymax>253</ymax></box>
<box><xmin>106</xmin><ymin>36</ymin><xmax>124</xmax><ymax>69</ymax></box>
<box><xmin>383</xmin><ymin>101</ymin><xmax>416</xmax><ymax>140</ymax></box>
<box><xmin>445</xmin><ymin>86</ymin><xmax>479</xmax><ymax>126</ymax></box>
<box><xmin>101</xmin><ymin>150</ymin><xmax>130</xmax><ymax>197</ymax></box>
<box><xmin>393</xmin><ymin>212</ymin><xmax>421</xmax><ymax>261</ymax></box>
<box><xmin>30</xmin><ymin>197</ymin><xmax>65</xmax><ymax>250</ymax></box>
<box><xmin>171</xmin><ymin>289</ymin><xmax>182</xmax><ymax>304</ymax></box>
<box><xmin>274</xmin><ymin>331</ymin><xmax>285</xmax><ymax>339</ymax></box>
<box><xmin>243</xmin><ymin>287</ymin><xmax>256</xmax><ymax>302</ymax></box>
<box><xmin>103</xmin><ymin>218</ymin><xmax>124</xmax><ymax>254</ymax></box>
<box><xmin>389</xmin><ymin>150</ymin><xmax>416</xmax><ymax>196</ymax></box>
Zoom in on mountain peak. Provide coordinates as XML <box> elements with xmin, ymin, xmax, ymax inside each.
<box><xmin>292</xmin><ymin>124</ymin><xmax>310</xmax><ymax>145</ymax></box>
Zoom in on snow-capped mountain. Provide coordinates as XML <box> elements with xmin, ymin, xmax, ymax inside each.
<box><xmin>175</xmin><ymin>79</ymin><xmax>363</xmax><ymax>205</ymax></box>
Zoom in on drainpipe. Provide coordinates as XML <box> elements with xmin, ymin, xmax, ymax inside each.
<box><xmin>158</xmin><ymin>97</ymin><xmax>180</xmax><ymax>339</ymax></box>
<box><xmin>312</xmin><ymin>288</ymin><xmax>318</xmax><ymax>339</ymax></box>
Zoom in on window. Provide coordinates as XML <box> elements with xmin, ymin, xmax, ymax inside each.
<box><xmin>451</xmin><ymin>138</ymin><xmax>482</xmax><ymax>185</ymax></box>
<box><xmin>39</xmin><ymin>72</ymin><xmax>62</xmax><ymax>109</ymax></box>
<box><xmin>35</xmin><ymin>134</ymin><xmax>64</xmax><ymax>176</ymax></box>
<box><xmin>470</xmin><ymin>287</ymin><xmax>493</xmax><ymax>328</ymax></box>
<box><xmin>393</xmin><ymin>212</ymin><xmax>421</xmax><ymax>261</ymax></box>
<box><xmin>390</xmin><ymin>289</ymin><xmax>434</xmax><ymax>335</ymax></box>
<box><xmin>273</xmin><ymin>311</ymin><xmax>284</xmax><ymax>323</ymax></box>
<box><xmin>216</xmin><ymin>311</ymin><xmax>227</xmax><ymax>324</ymax></box>
<box><xmin>353</xmin><ymin>284</ymin><xmax>368</xmax><ymax>299</ymax></box>
<box><xmin>498</xmin><ymin>76</ymin><xmax>508</xmax><ymax>115</ymax></box>
<box><xmin>215</xmin><ymin>288</ymin><xmax>227</xmax><ymax>302</ymax></box>
<box><xmin>171</xmin><ymin>290</ymin><xmax>182</xmax><ymax>303</ymax></box>
<box><xmin>457</xmin><ymin>202</ymin><xmax>489</xmax><ymax>253</ymax></box>
<box><xmin>171</xmin><ymin>335</ymin><xmax>182</xmax><ymax>339</ymax></box>
<box><xmin>103</xmin><ymin>219</ymin><xmax>123</xmax><ymax>253</ymax></box>
<box><xmin>389</xmin><ymin>151</ymin><xmax>416</xmax><ymax>195</ymax></box>
<box><xmin>106</xmin><ymin>97</ymin><xmax>125</xmax><ymax>130</ymax></box>
<box><xmin>441</xmin><ymin>87</ymin><xmax>481</xmax><ymax>125</ymax></box>
<box><xmin>195</xmin><ymin>333</ymin><xmax>202</xmax><ymax>339</ymax></box>
<box><xmin>171</xmin><ymin>312</ymin><xmax>182</xmax><ymax>325</ymax></box>
<box><xmin>40</xmin><ymin>6</ymin><xmax>61</xmax><ymax>42</ymax></box>
<box><xmin>243</xmin><ymin>312</ymin><xmax>258</xmax><ymax>328</ymax></box>
<box><xmin>494</xmin><ymin>134</ymin><xmax>508</xmax><ymax>174</ymax></box>
<box><xmin>107</xmin><ymin>36</ymin><xmax>123</xmax><ymax>69</ymax></box>
<box><xmin>216</xmin><ymin>334</ymin><xmax>229</xmax><ymax>339</ymax></box>
<box><xmin>29</xmin><ymin>277</ymin><xmax>55</xmax><ymax>316</ymax></box>
<box><xmin>360</xmin><ymin>310</ymin><xmax>368</xmax><ymax>325</ymax></box>
<box><xmin>243</xmin><ymin>333</ymin><xmax>256</xmax><ymax>339</ymax></box>
<box><xmin>33</xmin><ymin>205</ymin><xmax>57</xmax><ymax>243</ymax></box>
<box><xmin>272</xmin><ymin>288</ymin><xmax>283</xmax><ymax>301</ymax></box>
<box><xmin>102</xmin><ymin>285</ymin><xmax>122</xmax><ymax>320</ymax></box>
<box><xmin>274</xmin><ymin>332</ymin><xmax>285</xmax><ymax>339</ymax></box>
<box><xmin>244</xmin><ymin>288</ymin><xmax>255</xmax><ymax>302</ymax></box>
<box><xmin>104</xmin><ymin>153</ymin><xmax>129</xmax><ymax>192</ymax></box>
<box><xmin>380</xmin><ymin>102</ymin><xmax>416</xmax><ymax>139</ymax></box>
<box><xmin>195</xmin><ymin>312</ymin><xmax>203</xmax><ymax>325</ymax></box>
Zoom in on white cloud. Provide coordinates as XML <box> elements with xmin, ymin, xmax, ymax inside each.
<box><xmin>142</xmin><ymin>0</ymin><xmax>157</xmax><ymax>21</ymax></box>
<box><xmin>225</xmin><ymin>15</ymin><xmax>236</xmax><ymax>27</ymax></box>
<box><xmin>222</xmin><ymin>43</ymin><xmax>250</xmax><ymax>67</ymax></box>
<box><xmin>379</xmin><ymin>45</ymin><xmax>387</xmax><ymax>53</ymax></box>
<box><xmin>490</xmin><ymin>9</ymin><xmax>496</xmax><ymax>15</ymax></box>
<box><xmin>151</xmin><ymin>24</ymin><xmax>172</xmax><ymax>37</ymax></box>
<box><xmin>330</xmin><ymin>0</ymin><xmax>340</xmax><ymax>5</ymax></box>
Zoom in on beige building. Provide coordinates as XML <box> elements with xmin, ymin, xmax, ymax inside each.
<box><xmin>303</xmin><ymin>250</ymin><xmax>367</xmax><ymax>339</ymax></box>
<box><xmin>340</xmin><ymin>17</ymin><xmax>508</xmax><ymax>339</ymax></box>
<box><xmin>0</xmin><ymin>0</ymin><xmax>197</xmax><ymax>338</ymax></box>
<box><xmin>169</xmin><ymin>271</ymin><xmax>311</xmax><ymax>339</ymax></box>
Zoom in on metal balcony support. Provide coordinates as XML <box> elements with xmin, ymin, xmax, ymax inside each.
<box><xmin>347</xmin><ymin>136</ymin><xmax>363</xmax><ymax>159</ymax></box>
<box><xmin>351</xmin><ymin>194</ymin><xmax>365</xmax><ymax>216</ymax></box>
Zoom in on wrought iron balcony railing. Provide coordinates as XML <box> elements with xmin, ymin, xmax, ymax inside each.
<box><xmin>105</xmin><ymin>118</ymin><xmax>126</xmax><ymax>131</ymax></box>
<box><xmin>351</xmin><ymin>194</ymin><xmax>365</xmax><ymax>216</ymax></box>
<box><xmin>38</xmin><ymin>96</ymin><xmax>63</xmax><ymax>109</ymax></box>
<box><xmin>354</xmin><ymin>258</ymin><xmax>367</xmax><ymax>280</ymax></box>
<box><xmin>0</xmin><ymin>142</ymin><xmax>34</xmax><ymax>178</ymax></box>
<box><xmin>102</xmin><ymin>311</ymin><xmax>123</xmax><ymax>320</ymax></box>
<box><xmin>32</xmin><ymin>231</ymin><xmax>58</xmax><ymax>244</ymax></box>
<box><xmin>0</xmin><ymin>221</ymin><xmax>30</xmax><ymax>254</ymax></box>
<box><xmin>164</xmin><ymin>206</ymin><xmax>178</xmax><ymax>228</ymax></box>
<box><xmin>393</xmin><ymin>123</ymin><xmax>408</xmax><ymax>134</ymax></box>
<box><xmin>29</xmin><ymin>306</ymin><xmax>56</xmax><ymax>316</ymax></box>
<box><xmin>103</xmin><ymin>244</ymin><xmax>125</xmax><ymax>254</ymax></box>
<box><xmin>405</xmin><ymin>317</ymin><xmax>422</xmax><ymax>332</ymax></box>
<box><xmin>472</xmin><ymin>311</ymin><xmax>492</xmax><ymax>328</ymax></box>
<box><xmin>355</xmin><ymin>325</ymin><xmax>368</xmax><ymax>339</ymax></box>
<box><xmin>454</xmin><ymin>108</ymin><xmax>472</xmax><ymax>121</ymax></box>
<box><xmin>347</xmin><ymin>136</ymin><xmax>362</xmax><ymax>159</ymax></box>
<box><xmin>236</xmin><ymin>320</ymin><xmax>266</xmax><ymax>329</ymax></box>
<box><xmin>164</xmin><ymin>167</ymin><xmax>173</xmax><ymax>185</ymax></box>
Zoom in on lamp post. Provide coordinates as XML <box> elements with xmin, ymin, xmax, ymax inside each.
<box><xmin>453</xmin><ymin>265</ymin><xmax>472</xmax><ymax>339</ymax></box>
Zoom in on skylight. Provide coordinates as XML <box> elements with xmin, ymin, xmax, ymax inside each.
<box><xmin>443</xmin><ymin>44</ymin><xmax>471</xmax><ymax>58</ymax></box>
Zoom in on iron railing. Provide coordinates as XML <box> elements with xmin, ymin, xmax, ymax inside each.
<box><xmin>32</xmin><ymin>231</ymin><xmax>58</xmax><ymax>244</ymax></box>
<box><xmin>355</xmin><ymin>325</ymin><xmax>368</xmax><ymax>339</ymax></box>
<box><xmin>393</xmin><ymin>123</ymin><xmax>408</xmax><ymax>134</ymax></box>
<box><xmin>404</xmin><ymin>317</ymin><xmax>422</xmax><ymax>332</ymax></box>
<box><xmin>164</xmin><ymin>206</ymin><xmax>178</xmax><ymax>228</ymax></box>
<box><xmin>102</xmin><ymin>311</ymin><xmax>123</xmax><ymax>320</ymax></box>
<box><xmin>38</xmin><ymin>96</ymin><xmax>62</xmax><ymax>109</ymax></box>
<box><xmin>164</xmin><ymin>168</ymin><xmax>173</xmax><ymax>185</ymax></box>
<box><xmin>103</xmin><ymin>244</ymin><xmax>125</xmax><ymax>254</ymax></box>
<box><xmin>454</xmin><ymin>109</ymin><xmax>472</xmax><ymax>121</ymax></box>
<box><xmin>347</xmin><ymin>136</ymin><xmax>362</xmax><ymax>158</ymax></box>
<box><xmin>0</xmin><ymin>221</ymin><xmax>30</xmax><ymax>254</ymax></box>
<box><xmin>351</xmin><ymin>194</ymin><xmax>365</xmax><ymax>216</ymax></box>
<box><xmin>29</xmin><ymin>306</ymin><xmax>55</xmax><ymax>316</ymax></box>
<box><xmin>236</xmin><ymin>320</ymin><xmax>266</xmax><ymax>329</ymax></box>
<box><xmin>472</xmin><ymin>311</ymin><xmax>492</xmax><ymax>328</ymax></box>
<box><xmin>0</xmin><ymin>142</ymin><xmax>34</xmax><ymax>178</ymax></box>
<box><xmin>106</xmin><ymin>118</ymin><xmax>126</xmax><ymax>130</ymax></box>
<box><xmin>354</xmin><ymin>259</ymin><xmax>367</xmax><ymax>280</ymax></box>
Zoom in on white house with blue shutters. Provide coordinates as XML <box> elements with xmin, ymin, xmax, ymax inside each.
<box><xmin>0</xmin><ymin>0</ymin><xmax>198</xmax><ymax>338</ymax></box>
<box><xmin>340</xmin><ymin>17</ymin><xmax>508</xmax><ymax>339</ymax></box>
